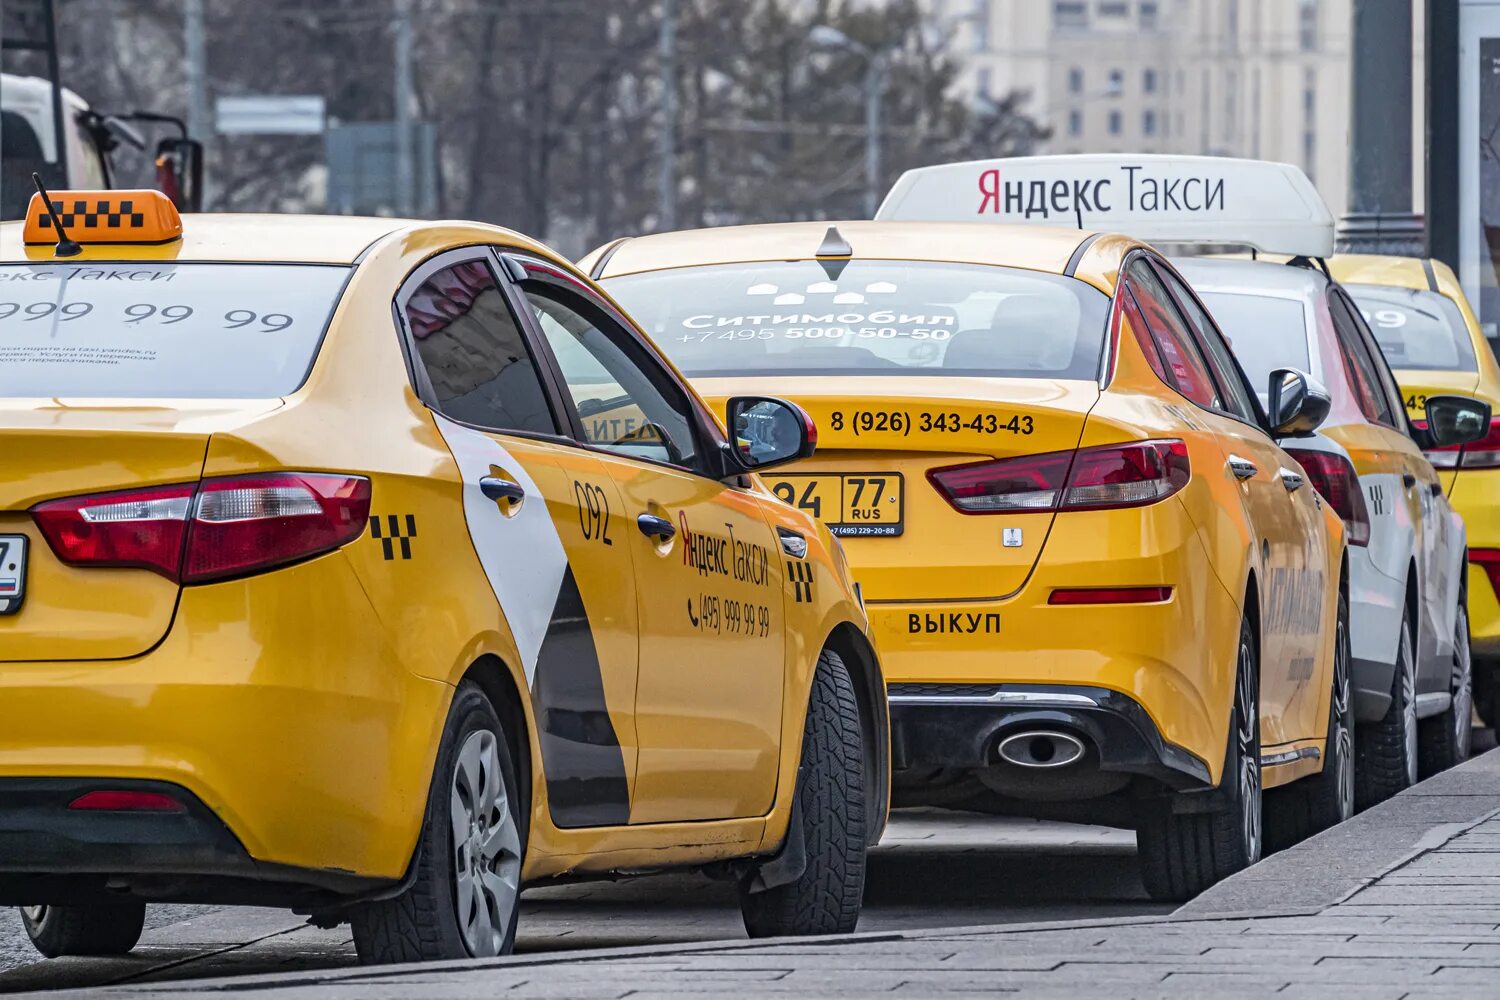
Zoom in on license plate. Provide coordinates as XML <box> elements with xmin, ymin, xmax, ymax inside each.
<box><xmin>766</xmin><ymin>473</ymin><xmax>904</xmax><ymax>537</ymax></box>
<box><xmin>0</xmin><ymin>535</ymin><xmax>27</xmax><ymax>615</ymax></box>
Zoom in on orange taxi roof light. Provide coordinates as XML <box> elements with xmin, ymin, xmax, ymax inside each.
<box><xmin>23</xmin><ymin>189</ymin><xmax>183</xmax><ymax>247</ymax></box>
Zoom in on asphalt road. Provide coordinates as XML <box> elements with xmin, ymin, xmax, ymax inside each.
<box><xmin>4</xmin><ymin>727</ymin><xmax>1492</xmax><ymax>993</ymax></box>
<box><xmin>0</xmin><ymin>813</ymin><xmax>1168</xmax><ymax>992</ymax></box>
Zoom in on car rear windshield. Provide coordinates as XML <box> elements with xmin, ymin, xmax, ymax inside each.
<box><xmin>1343</xmin><ymin>284</ymin><xmax>1478</xmax><ymax>373</ymax></box>
<box><xmin>604</xmin><ymin>260</ymin><xmax>1111</xmax><ymax>379</ymax></box>
<box><xmin>0</xmin><ymin>262</ymin><xmax>349</xmax><ymax>398</ymax></box>
<box><xmin>1194</xmin><ymin>291</ymin><xmax>1311</xmax><ymax>401</ymax></box>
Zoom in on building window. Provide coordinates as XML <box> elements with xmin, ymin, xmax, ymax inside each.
<box><xmin>1298</xmin><ymin>0</ymin><xmax>1318</xmax><ymax>51</ymax></box>
<box><xmin>1143</xmin><ymin>68</ymin><xmax>1157</xmax><ymax>94</ymax></box>
<box><xmin>1140</xmin><ymin>0</ymin><xmax>1159</xmax><ymax>29</ymax></box>
<box><xmin>1097</xmin><ymin>1</ymin><xmax>1128</xmax><ymax>17</ymax></box>
<box><xmin>1108</xmin><ymin>68</ymin><xmax>1124</xmax><ymax>96</ymax></box>
<box><xmin>1303</xmin><ymin>86</ymin><xmax>1315</xmax><ymax>117</ymax></box>
<box><xmin>1108</xmin><ymin>109</ymin><xmax>1122</xmax><ymax>135</ymax></box>
<box><xmin>971</xmin><ymin>0</ymin><xmax>991</xmax><ymax>51</ymax></box>
<box><xmin>1143</xmin><ymin>109</ymin><xmax>1157</xmax><ymax>135</ymax></box>
<box><xmin>977</xmin><ymin>67</ymin><xmax>992</xmax><ymax>98</ymax></box>
<box><xmin>1069</xmin><ymin>67</ymin><xmax>1084</xmax><ymax>94</ymax></box>
<box><xmin>1054</xmin><ymin>1</ymin><xmax>1088</xmax><ymax>28</ymax></box>
<box><xmin>1069</xmin><ymin>109</ymin><xmax>1083</xmax><ymax>136</ymax></box>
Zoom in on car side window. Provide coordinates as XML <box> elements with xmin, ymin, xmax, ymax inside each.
<box><xmin>402</xmin><ymin>258</ymin><xmax>559</xmax><ymax>435</ymax></box>
<box><xmin>1339</xmin><ymin>289</ymin><xmax>1409</xmax><ymax>425</ymax></box>
<box><xmin>1123</xmin><ymin>259</ymin><xmax>1221</xmax><ymax>410</ymax></box>
<box><xmin>1328</xmin><ymin>291</ymin><xmax>1396</xmax><ymax>427</ymax></box>
<box><xmin>1155</xmin><ymin>264</ymin><xmax>1260</xmax><ymax>423</ymax></box>
<box><xmin>1119</xmin><ymin>285</ymin><xmax>1170</xmax><ymax>383</ymax></box>
<box><xmin>522</xmin><ymin>282</ymin><xmax>702</xmax><ymax>470</ymax></box>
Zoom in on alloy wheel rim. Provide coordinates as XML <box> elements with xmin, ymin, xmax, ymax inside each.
<box><xmin>1400</xmin><ymin>623</ymin><xmax>1418</xmax><ymax>785</ymax></box>
<box><xmin>1453</xmin><ymin>607</ymin><xmax>1473</xmax><ymax>761</ymax></box>
<box><xmin>450</xmin><ymin>729</ymin><xmax>522</xmax><ymax>958</ymax></box>
<box><xmin>1333</xmin><ymin>616</ymin><xmax>1355</xmax><ymax>821</ymax></box>
<box><xmin>1236</xmin><ymin>638</ymin><xmax>1262</xmax><ymax>864</ymax></box>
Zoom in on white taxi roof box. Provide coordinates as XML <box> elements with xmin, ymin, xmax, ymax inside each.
<box><xmin>876</xmin><ymin>154</ymin><xmax>1335</xmax><ymax>258</ymax></box>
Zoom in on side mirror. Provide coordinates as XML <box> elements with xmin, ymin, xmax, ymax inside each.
<box><xmin>1267</xmin><ymin>368</ymin><xmax>1331</xmax><ymax>438</ymax></box>
<box><xmin>725</xmin><ymin>396</ymin><xmax>817</xmax><ymax>473</ymax></box>
<box><xmin>1420</xmin><ymin>395</ymin><xmax>1492</xmax><ymax>449</ymax></box>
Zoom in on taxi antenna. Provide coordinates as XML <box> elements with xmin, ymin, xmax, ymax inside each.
<box><xmin>30</xmin><ymin>174</ymin><xmax>82</xmax><ymax>258</ymax></box>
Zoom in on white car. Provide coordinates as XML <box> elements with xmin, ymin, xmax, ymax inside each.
<box><xmin>1178</xmin><ymin>256</ymin><xmax>1480</xmax><ymax>808</ymax></box>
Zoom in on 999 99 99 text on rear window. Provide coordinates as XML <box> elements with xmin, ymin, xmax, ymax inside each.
<box><xmin>604</xmin><ymin>261</ymin><xmax>1111</xmax><ymax>380</ymax></box>
<box><xmin>0</xmin><ymin>263</ymin><xmax>350</xmax><ymax>398</ymax></box>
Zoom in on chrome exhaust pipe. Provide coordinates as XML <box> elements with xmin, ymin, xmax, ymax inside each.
<box><xmin>995</xmin><ymin>730</ymin><xmax>1085</xmax><ymax>768</ymax></box>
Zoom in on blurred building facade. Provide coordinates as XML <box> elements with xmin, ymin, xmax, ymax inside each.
<box><xmin>925</xmin><ymin>0</ymin><xmax>1428</xmax><ymax>220</ymax></box>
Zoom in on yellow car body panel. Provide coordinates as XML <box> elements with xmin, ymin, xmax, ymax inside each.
<box><xmin>590</xmin><ymin>220</ymin><xmax>1346</xmax><ymax>801</ymax></box>
<box><xmin>0</xmin><ymin>215</ymin><xmax>885</xmax><ymax>901</ymax></box>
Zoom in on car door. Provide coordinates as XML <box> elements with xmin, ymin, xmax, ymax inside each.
<box><xmin>396</xmin><ymin>249</ymin><xmax>641</xmax><ymax>829</ymax></box>
<box><xmin>1331</xmin><ymin>287</ymin><xmax>1452</xmax><ymax>686</ymax></box>
<box><xmin>1128</xmin><ymin>257</ymin><xmax>1321</xmax><ymax>747</ymax></box>
<box><xmin>507</xmin><ymin>255</ymin><xmax>788</xmax><ymax>825</ymax></box>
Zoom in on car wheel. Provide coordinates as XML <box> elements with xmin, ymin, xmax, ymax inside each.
<box><xmin>1265</xmin><ymin>590</ymin><xmax>1354</xmax><ymax>851</ymax></box>
<box><xmin>739</xmin><ymin>648</ymin><xmax>866</xmax><ymax>937</ymax></box>
<box><xmin>20</xmin><ymin>902</ymin><xmax>145</xmax><ymax>958</ymax></box>
<box><xmin>1137</xmin><ymin>612</ymin><xmax>1262</xmax><ymax>902</ymax></box>
<box><xmin>350</xmin><ymin>681</ymin><xmax>525</xmax><ymax>964</ymax></box>
<box><xmin>1355</xmin><ymin>605</ymin><xmax>1418</xmax><ymax>809</ymax></box>
<box><xmin>1419</xmin><ymin>599</ymin><xmax>1474</xmax><ymax>777</ymax></box>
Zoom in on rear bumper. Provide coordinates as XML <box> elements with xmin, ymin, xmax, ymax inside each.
<box><xmin>0</xmin><ymin>552</ymin><xmax>451</xmax><ymax>887</ymax></box>
<box><xmin>0</xmin><ymin>778</ymin><xmax>389</xmax><ymax>907</ymax></box>
<box><xmin>864</xmin><ymin>501</ymin><xmax>1243</xmax><ymax>784</ymax></box>
<box><xmin>888</xmin><ymin>683</ymin><xmax>1212</xmax><ymax>791</ymax></box>
<box><xmin>1347</xmin><ymin>543</ymin><xmax>1404</xmax><ymax>720</ymax></box>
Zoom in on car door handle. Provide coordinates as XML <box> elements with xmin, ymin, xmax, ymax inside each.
<box><xmin>1227</xmin><ymin>455</ymin><xmax>1258</xmax><ymax>481</ymax></box>
<box><xmin>1278</xmin><ymin>467</ymin><xmax>1305</xmax><ymax>492</ymax></box>
<box><xmin>478</xmin><ymin>476</ymin><xmax>525</xmax><ymax>503</ymax></box>
<box><xmin>1403</xmin><ymin>472</ymin><xmax>1418</xmax><ymax>489</ymax></box>
<box><xmin>637</xmin><ymin>513</ymin><xmax>676</xmax><ymax>540</ymax></box>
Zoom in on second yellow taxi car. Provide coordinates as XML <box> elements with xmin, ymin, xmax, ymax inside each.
<box><xmin>0</xmin><ymin>190</ymin><xmax>887</xmax><ymax>963</ymax></box>
<box><xmin>586</xmin><ymin>213</ymin><xmax>1348</xmax><ymax>899</ymax></box>
<box><xmin>1329</xmin><ymin>254</ymin><xmax>1500</xmax><ymax>730</ymax></box>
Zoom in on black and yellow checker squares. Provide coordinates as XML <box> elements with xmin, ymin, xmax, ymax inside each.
<box><xmin>371</xmin><ymin>514</ymin><xmax>417</xmax><ymax>560</ymax></box>
<box><xmin>787</xmin><ymin>560</ymin><xmax>815</xmax><ymax>603</ymax></box>
<box><xmin>38</xmin><ymin>200</ymin><xmax>145</xmax><ymax>231</ymax></box>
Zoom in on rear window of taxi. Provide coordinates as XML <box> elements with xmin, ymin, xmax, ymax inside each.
<box><xmin>604</xmin><ymin>260</ymin><xmax>1110</xmax><ymax>379</ymax></box>
<box><xmin>0</xmin><ymin>262</ymin><xmax>349</xmax><ymax>397</ymax></box>
<box><xmin>1343</xmin><ymin>283</ymin><xmax>1477</xmax><ymax>373</ymax></box>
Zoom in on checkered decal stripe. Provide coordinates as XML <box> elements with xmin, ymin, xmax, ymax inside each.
<box><xmin>370</xmin><ymin>514</ymin><xmax>417</xmax><ymax>560</ymax></box>
<box><xmin>787</xmin><ymin>559</ymin><xmax>815</xmax><ymax>603</ymax></box>
<box><xmin>37</xmin><ymin>199</ymin><xmax>146</xmax><ymax>230</ymax></box>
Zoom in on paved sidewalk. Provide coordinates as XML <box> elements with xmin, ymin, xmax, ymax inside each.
<box><xmin>82</xmin><ymin>749</ymin><xmax>1500</xmax><ymax>998</ymax></box>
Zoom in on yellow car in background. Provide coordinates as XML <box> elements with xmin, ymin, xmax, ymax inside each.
<box><xmin>585</xmin><ymin>216</ymin><xmax>1349</xmax><ymax>899</ymax></box>
<box><xmin>1329</xmin><ymin>254</ymin><xmax>1500</xmax><ymax>727</ymax></box>
<box><xmin>0</xmin><ymin>190</ymin><xmax>887</xmax><ymax>963</ymax></box>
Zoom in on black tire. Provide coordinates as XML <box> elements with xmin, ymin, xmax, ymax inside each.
<box><xmin>20</xmin><ymin>902</ymin><xmax>145</xmax><ymax>958</ymax></box>
<box><xmin>1475</xmin><ymin>659</ymin><xmax>1498</xmax><ymax>729</ymax></box>
<box><xmin>1137</xmin><ymin>613</ymin><xmax>1262</xmax><ymax>902</ymax></box>
<box><xmin>1355</xmin><ymin>605</ymin><xmax>1418</xmax><ymax>809</ymax></box>
<box><xmin>739</xmin><ymin>648</ymin><xmax>866</xmax><ymax>937</ymax></box>
<box><xmin>351</xmin><ymin>682</ymin><xmax>525</xmax><ymax>964</ymax></box>
<box><xmin>1419</xmin><ymin>599</ymin><xmax>1475</xmax><ymax>777</ymax></box>
<box><xmin>1265</xmin><ymin>590</ymin><xmax>1354</xmax><ymax>852</ymax></box>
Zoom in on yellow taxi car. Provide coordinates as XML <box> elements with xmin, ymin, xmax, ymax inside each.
<box><xmin>585</xmin><ymin>213</ymin><xmax>1348</xmax><ymax>899</ymax></box>
<box><xmin>1329</xmin><ymin>254</ymin><xmax>1500</xmax><ymax>729</ymax></box>
<box><xmin>0</xmin><ymin>189</ymin><xmax>887</xmax><ymax>963</ymax></box>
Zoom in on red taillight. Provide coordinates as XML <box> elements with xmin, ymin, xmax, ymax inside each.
<box><xmin>928</xmin><ymin>440</ymin><xmax>1189</xmax><ymax>515</ymax></box>
<box><xmin>68</xmin><ymin>790</ymin><xmax>186</xmax><ymax>813</ymax></box>
<box><xmin>1049</xmin><ymin>586</ymin><xmax>1173</xmax><ymax>605</ymax></box>
<box><xmin>1281</xmin><ymin>448</ymin><xmax>1371</xmax><ymax>546</ymax></box>
<box><xmin>32</xmin><ymin>473</ymin><xmax>371</xmax><ymax>584</ymax></box>
<box><xmin>1415</xmin><ymin>416</ymin><xmax>1500</xmax><ymax>469</ymax></box>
